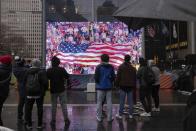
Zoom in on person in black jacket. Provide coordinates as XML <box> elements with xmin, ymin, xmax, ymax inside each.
<box><xmin>13</xmin><ymin>57</ymin><xmax>27</xmax><ymax>122</ymax></box>
<box><xmin>115</xmin><ymin>55</ymin><xmax>136</xmax><ymax>119</ymax></box>
<box><xmin>47</xmin><ymin>56</ymin><xmax>70</xmax><ymax>128</ymax></box>
<box><xmin>0</xmin><ymin>55</ymin><xmax>12</xmax><ymax>126</ymax></box>
<box><xmin>137</xmin><ymin>58</ymin><xmax>153</xmax><ymax>117</ymax></box>
<box><xmin>183</xmin><ymin>89</ymin><xmax>196</xmax><ymax>131</ymax></box>
<box><xmin>24</xmin><ymin>59</ymin><xmax>48</xmax><ymax>129</ymax></box>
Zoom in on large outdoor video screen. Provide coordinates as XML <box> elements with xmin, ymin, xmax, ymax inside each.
<box><xmin>46</xmin><ymin>22</ymin><xmax>142</xmax><ymax>74</ymax></box>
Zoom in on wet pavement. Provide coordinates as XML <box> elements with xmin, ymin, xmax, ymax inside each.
<box><xmin>1</xmin><ymin>89</ymin><xmax>188</xmax><ymax>131</ymax></box>
<box><xmin>5</xmin><ymin>88</ymin><xmax>188</xmax><ymax>104</ymax></box>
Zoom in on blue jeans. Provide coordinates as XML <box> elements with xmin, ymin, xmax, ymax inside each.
<box><xmin>96</xmin><ymin>90</ymin><xmax>112</xmax><ymax>121</ymax></box>
<box><xmin>119</xmin><ymin>89</ymin><xmax>133</xmax><ymax>115</ymax></box>
<box><xmin>51</xmin><ymin>91</ymin><xmax>68</xmax><ymax>122</ymax></box>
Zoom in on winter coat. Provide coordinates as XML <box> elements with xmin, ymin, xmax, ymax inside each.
<box><xmin>151</xmin><ymin>65</ymin><xmax>160</xmax><ymax>86</ymax></box>
<box><xmin>24</xmin><ymin>68</ymin><xmax>48</xmax><ymax>97</ymax></box>
<box><xmin>0</xmin><ymin>64</ymin><xmax>12</xmax><ymax>98</ymax></box>
<box><xmin>13</xmin><ymin>65</ymin><xmax>27</xmax><ymax>97</ymax></box>
<box><xmin>116</xmin><ymin>62</ymin><xmax>136</xmax><ymax>92</ymax></box>
<box><xmin>95</xmin><ymin>63</ymin><xmax>115</xmax><ymax>90</ymax></box>
<box><xmin>137</xmin><ymin>66</ymin><xmax>147</xmax><ymax>87</ymax></box>
<box><xmin>47</xmin><ymin>67</ymin><xmax>69</xmax><ymax>94</ymax></box>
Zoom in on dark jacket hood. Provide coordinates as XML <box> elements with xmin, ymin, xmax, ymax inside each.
<box><xmin>100</xmin><ymin>63</ymin><xmax>113</xmax><ymax>68</ymax></box>
<box><xmin>0</xmin><ymin>64</ymin><xmax>12</xmax><ymax>71</ymax></box>
<box><xmin>28</xmin><ymin>67</ymin><xmax>40</xmax><ymax>74</ymax></box>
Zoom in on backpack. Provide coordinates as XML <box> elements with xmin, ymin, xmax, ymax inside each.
<box><xmin>26</xmin><ymin>72</ymin><xmax>41</xmax><ymax>96</ymax></box>
<box><xmin>143</xmin><ymin>67</ymin><xmax>156</xmax><ymax>85</ymax></box>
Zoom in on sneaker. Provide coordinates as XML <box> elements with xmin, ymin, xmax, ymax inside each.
<box><xmin>136</xmin><ymin>102</ymin><xmax>142</xmax><ymax>106</ymax></box>
<box><xmin>140</xmin><ymin>112</ymin><xmax>151</xmax><ymax>117</ymax></box>
<box><xmin>152</xmin><ymin>108</ymin><xmax>160</xmax><ymax>112</ymax></box>
<box><xmin>26</xmin><ymin>125</ymin><xmax>33</xmax><ymax>130</ymax></box>
<box><xmin>123</xmin><ymin>110</ymin><xmax>129</xmax><ymax>114</ymax></box>
<box><xmin>96</xmin><ymin>115</ymin><xmax>102</xmax><ymax>122</ymax></box>
<box><xmin>133</xmin><ymin>105</ymin><xmax>138</xmax><ymax>109</ymax></box>
<box><xmin>115</xmin><ymin>114</ymin><xmax>122</xmax><ymax>119</ymax></box>
<box><xmin>132</xmin><ymin>112</ymin><xmax>139</xmax><ymax>115</ymax></box>
<box><xmin>137</xmin><ymin>107</ymin><xmax>145</xmax><ymax>111</ymax></box>
<box><xmin>128</xmin><ymin>115</ymin><xmax>133</xmax><ymax>119</ymax></box>
<box><xmin>37</xmin><ymin>125</ymin><xmax>44</xmax><ymax>129</ymax></box>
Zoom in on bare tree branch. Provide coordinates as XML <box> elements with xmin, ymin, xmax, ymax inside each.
<box><xmin>0</xmin><ymin>23</ymin><xmax>27</xmax><ymax>56</ymax></box>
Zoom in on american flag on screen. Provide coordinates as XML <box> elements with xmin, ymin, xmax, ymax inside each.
<box><xmin>55</xmin><ymin>38</ymin><xmax>140</xmax><ymax>67</ymax></box>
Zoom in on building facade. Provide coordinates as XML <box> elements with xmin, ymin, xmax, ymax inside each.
<box><xmin>1</xmin><ymin>0</ymin><xmax>42</xmax><ymax>59</ymax></box>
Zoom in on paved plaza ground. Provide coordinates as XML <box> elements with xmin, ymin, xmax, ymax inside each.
<box><xmin>1</xmin><ymin>89</ymin><xmax>188</xmax><ymax>131</ymax></box>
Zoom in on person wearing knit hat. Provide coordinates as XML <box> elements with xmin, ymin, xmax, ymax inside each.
<box><xmin>31</xmin><ymin>59</ymin><xmax>41</xmax><ymax>68</ymax></box>
<box><xmin>24</xmin><ymin>59</ymin><xmax>48</xmax><ymax>129</ymax></box>
<box><xmin>0</xmin><ymin>55</ymin><xmax>12</xmax><ymax>126</ymax></box>
<box><xmin>14</xmin><ymin>56</ymin><xmax>20</xmax><ymax>61</ymax></box>
<box><xmin>0</xmin><ymin>55</ymin><xmax>12</xmax><ymax>65</ymax></box>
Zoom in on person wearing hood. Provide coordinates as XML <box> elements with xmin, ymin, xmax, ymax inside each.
<box><xmin>115</xmin><ymin>55</ymin><xmax>136</xmax><ymax>119</ymax></box>
<box><xmin>47</xmin><ymin>56</ymin><xmax>70</xmax><ymax>128</ymax></box>
<box><xmin>13</xmin><ymin>57</ymin><xmax>27</xmax><ymax>122</ymax></box>
<box><xmin>24</xmin><ymin>59</ymin><xmax>48</xmax><ymax>129</ymax></box>
<box><xmin>95</xmin><ymin>54</ymin><xmax>115</xmax><ymax>122</ymax></box>
<box><xmin>0</xmin><ymin>55</ymin><xmax>12</xmax><ymax>126</ymax></box>
<box><xmin>148</xmin><ymin>60</ymin><xmax>161</xmax><ymax>112</ymax></box>
<box><xmin>137</xmin><ymin>58</ymin><xmax>153</xmax><ymax>117</ymax></box>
